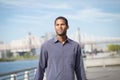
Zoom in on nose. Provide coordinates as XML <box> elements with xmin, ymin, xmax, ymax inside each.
<box><xmin>58</xmin><ymin>24</ymin><xmax>62</xmax><ymax>28</ymax></box>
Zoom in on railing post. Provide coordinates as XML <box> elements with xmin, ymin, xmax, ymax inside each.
<box><xmin>24</xmin><ymin>71</ymin><xmax>29</xmax><ymax>80</ymax></box>
<box><xmin>34</xmin><ymin>69</ymin><xmax>37</xmax><ymax>75</ymax></box>
<box><xmin>11</xmin><ymin>74</ymin><xmax>16</xmax><ymax>80</ymax></box>
<box><xmin>84</xmin><ymin>58</ymin><xmax>87</xmax><ymax>71</ymax></box>
<box><xmin>102</xmin><ymin>57</ymin><xmax>106</xmax><ymax>68</ymax></box>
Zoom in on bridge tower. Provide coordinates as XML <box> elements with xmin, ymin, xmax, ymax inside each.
<box><xmin>28</xmin><ymin>32</ymin><xmax>35</xmax><ymax>55</ymax></box>
<box><xmin>77</xmin><ymin>28</ymin><xmax>85</xmax><ymax>54</ymax></box>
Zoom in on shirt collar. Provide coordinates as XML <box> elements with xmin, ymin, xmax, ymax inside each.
<box><xmin>53</xmin><ymin>36</ymin><xmax>71</xmax><ymax>43</ymax></box>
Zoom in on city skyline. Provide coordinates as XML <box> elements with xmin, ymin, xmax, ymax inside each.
<box><xmin>0</xmin><ymin>0</ymin><xmax>120</xmax><ymax>43</ymax></box>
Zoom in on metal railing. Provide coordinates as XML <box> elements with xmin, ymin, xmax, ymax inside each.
<box><xmin>0</xmin><ymin>67</ymin><xmax>37</xmax><ymax>80</ymax></box>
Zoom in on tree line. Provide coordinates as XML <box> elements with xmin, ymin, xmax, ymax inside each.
<box><xmin>108</xmin><ymin>44</ymin><xmax>120</xmax><ymax>53</ymax></box>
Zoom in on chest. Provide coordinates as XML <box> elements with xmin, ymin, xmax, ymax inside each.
<box><xmin>47</xmin><ymin>43</ymin><xmax>76</xmax><ymax>63</ymax></box>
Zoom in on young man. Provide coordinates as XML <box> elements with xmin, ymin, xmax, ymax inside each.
<box><xmin>35</xmin><ymin>16</ymin><xmax>86</xmax><ymax>80</ymax></box>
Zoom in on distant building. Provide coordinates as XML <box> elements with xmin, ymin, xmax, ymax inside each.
<box><xmin>45</xmin><ymin>32</ymin><xmax>56</xmax><ymax>40</ymax></box>
<box><xmin>10</xmin><ymin>33</ymin><xmax>41</xmax><ymax>56</ymax></box>
<box><xmin>0</xmin><ymin>50</ymin><xmax>7</xmax><ymax>58</ymax></box>
<box><xmin>39</xmin><ymin>32</ymin><xmax>56</xmax><ymax>46</ymax></box>
<box><xmin>0</xmin><ymin>41</ymin><xmax>7</xmax><ymax>58</ymax></box>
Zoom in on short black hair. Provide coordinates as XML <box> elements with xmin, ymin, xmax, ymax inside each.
<box><xmin>54</xmin><ymin>16</ymin><xmax>69</xmax><ymax>27</ymax></box>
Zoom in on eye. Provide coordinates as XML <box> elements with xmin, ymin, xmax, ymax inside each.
<box><xmin>56</xmin><ymin>24</ymin><xmax>59</xmax><ymax>26</ymax></box>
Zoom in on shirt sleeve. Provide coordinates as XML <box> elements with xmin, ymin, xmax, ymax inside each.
<box><xmin>75</xmin><ymin>44</ymin><xmax>87</xmax><ymax>80</ymax></box>
<box><xmin>35</xmin><ymin>44</ymin><xmax>48</xmax><ymax>80</ymax></box>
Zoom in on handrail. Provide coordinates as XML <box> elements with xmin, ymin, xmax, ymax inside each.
<box><xmin>0</xmin><ymin>67</ymin><xmax>37</xmax><ymax>80</ymax></box>
<box><xmin>0</xmin><ymin>67</ymin><xmax>36</xmax><ymax>76</ymax></box>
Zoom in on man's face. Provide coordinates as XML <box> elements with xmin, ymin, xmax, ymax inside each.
<box><xmin>55</xmin><ymin>19</ymin><xmax>68</xmax><ymax>36</ymax></box>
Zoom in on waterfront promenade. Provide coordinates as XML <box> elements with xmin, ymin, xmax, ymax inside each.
<box><xmin>43</xmin><ymin>66</ymin><xmax>120</xmax><ymax>80</ymax></box>
<box><xmin>0</xmin><ymin>66</ymin><xmax>120</xmax><ymax>80</ymax></box>
<box><xmin>86</xmin><ymin>66</ymin><xmax>120</xmax><ymax>80</ymax></box>
<box><xmin>85</xmin><ymin>56</ymin><xmax>120</xmax><ymax>80</ymax></box>
<box><xmin>0</xmin><ymin>57</ymin><xmax>120</xmax><ymax>80</ymax></box>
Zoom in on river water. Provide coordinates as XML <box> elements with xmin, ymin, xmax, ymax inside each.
<box><xmin>0</xmin><ymin>60</ymin><xmax>38</xmax><ymax>74</ymax></box>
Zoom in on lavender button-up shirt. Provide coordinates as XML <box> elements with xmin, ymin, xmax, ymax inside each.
<box><xmin>35</xmin><ymin>37</ymin><xmax>86</xmax><ymax>80</ymax></box>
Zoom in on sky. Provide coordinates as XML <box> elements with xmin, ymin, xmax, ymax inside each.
<box><xmin>0</xmin><ymin>0</ymin><xmax>120</xmax><ymax>44</ymax></box>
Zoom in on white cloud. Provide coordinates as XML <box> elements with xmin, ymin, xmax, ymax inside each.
<box><xmin>68</xmin><ymin>8</ymin><xmax>120</xmax><ymax>22</ymax></box>
<box><xmin>1</xmin><ymin>0</ymin><xmax>120</xmax><ymax>24</ymax></box>
<box><xmin>6</xmin><ymin>8</ymin><xmax>120</xmax><ymax>26</ymax></box>
<box><xmin>7</xmin><ymin>15</ymin><xmax>53</xmax><ymax>25</ymax></box>
<box><xmin>41</xmin><ymin>3</ymin><xmax>71</xmax><ymax>9</ymax></box>
<box><xmin>0</xmin><ymin>0</ymin><xmax>71</xmax><ymax>9</ymax></box>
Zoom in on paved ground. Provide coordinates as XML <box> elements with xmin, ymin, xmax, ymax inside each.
<box><xmin>43</xmin><ymin>66</ymin><xmax>120</xmax><ymax>80</ymax></box>
<box><xmin>86</xmin><ymin>66</ymin><xmax>120</xmax><ymax>80</ymax></box>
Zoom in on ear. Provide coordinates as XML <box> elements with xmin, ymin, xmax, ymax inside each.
<box><xmin>67</xmin><ymin>25</ymin><xmax>69</xmax><ymax>29</ymax></box>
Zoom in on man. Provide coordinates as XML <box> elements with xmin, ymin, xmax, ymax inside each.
<box><xmin>35</xmin><ymin>16</ymin><xmax>86</xmax><ymax>80</ymax></box>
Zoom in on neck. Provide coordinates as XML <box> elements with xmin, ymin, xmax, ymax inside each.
<box><xmin>57</xmin><ymin>35</ymin><xmax>67</xmax><ymax>44</ymax></box>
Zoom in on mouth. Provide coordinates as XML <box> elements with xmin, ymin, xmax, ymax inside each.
<box><xmin>56</xmin><ymin>30</ymin><xmax>66</xmax><ymax>36</ymax></box>
<box><xmin>57</xmin><ymin>30</ymin><xmax>63</xmax><ymax>33</ymax></box>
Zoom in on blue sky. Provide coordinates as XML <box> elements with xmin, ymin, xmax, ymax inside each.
<box><xmin>0</xmin><ymin>0</ymin><xmax>120</xmax><ymax>43</ymax></box>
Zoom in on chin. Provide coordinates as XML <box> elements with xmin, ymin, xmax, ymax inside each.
<box><xmin>56</xmin><ymin>31</ymin><xmax>66</xmax><ymax>36</ymax></box>
<box><xmin>57</xmin><ymin>33</ymin><xmax>65</xmax><ymax>36</ymax></box>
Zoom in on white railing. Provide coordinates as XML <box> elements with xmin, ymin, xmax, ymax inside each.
<box><xmin>0</xmin><ymin>67</ymin><xmax>36</xmax><ymax>80</ymax></box>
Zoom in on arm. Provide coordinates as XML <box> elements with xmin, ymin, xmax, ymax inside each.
<box><xmin>35</xmin><ymin>44</ymin><xmax>48</xmax><ymax>80</ymax></box>
<box><xmin>75</xmin><ymin>44</ymin><xmax>87</xmax><ymax>80</ymax></box>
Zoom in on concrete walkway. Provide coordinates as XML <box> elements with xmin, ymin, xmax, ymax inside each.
<box><xmin>86</xmin><ymin>66</ymin><xmax>120</xmax><ymax>80</ymax></box>
<box><xmin>43</xmin><ymin>66</ymin><xmax>120</xmax><ymax>80</ymax></box>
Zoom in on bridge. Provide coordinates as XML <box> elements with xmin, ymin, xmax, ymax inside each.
<box><xmin>69</xmin><ymin>29</ymin><xmax>120</xmax><ymax>44</ymax></box>
<box><xmin>69</xmin><ymin>29</ymin><xmax>120</xmax><ymax>52</ymax></box>
<box><xmin>0</xmin><ymin>30</ymin><xmax>120</xmax><ymax>54</ymax></box>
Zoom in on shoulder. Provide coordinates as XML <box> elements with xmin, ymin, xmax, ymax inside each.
<box><xmin>41</xmin><ymin>38</ymin><xmax>54</xmax><ymax>48</ymax></box>
<box><xmin>68</xmin><ymin>38</ymin><xmax>80</xmax><ymax>47</ymax></box>
<box><xmin>68</xmin><ymin>38</ymin><xmax>81</xmax><ymax>54</ymax></box>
